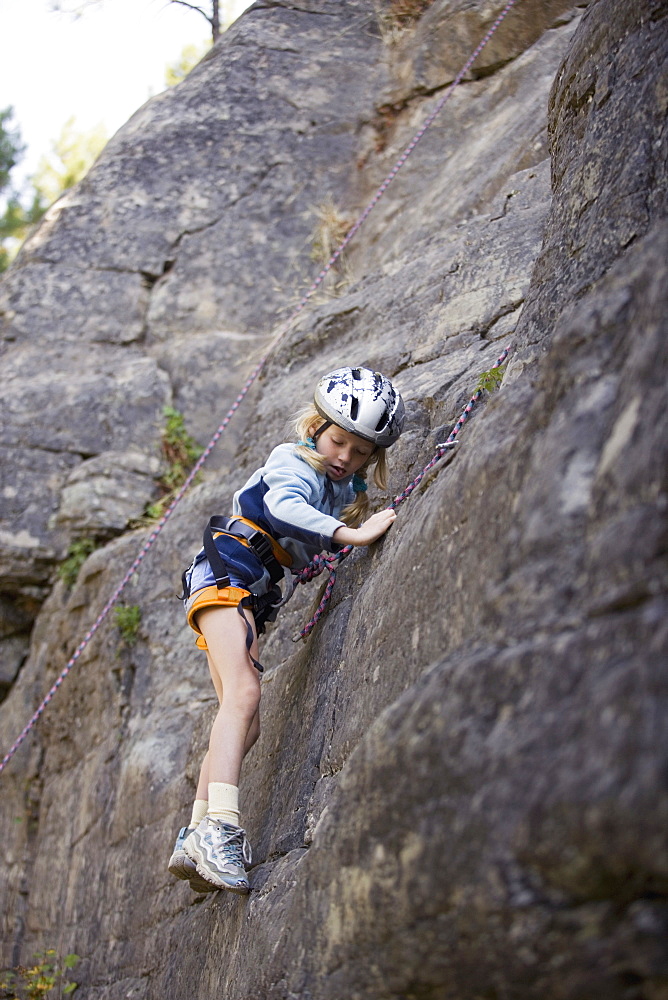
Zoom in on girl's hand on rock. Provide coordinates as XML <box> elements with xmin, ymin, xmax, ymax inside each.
<box><xmin>333</xmin><ymin>508</ymin><xmax>397</xmax><ymax>547</ymax></box>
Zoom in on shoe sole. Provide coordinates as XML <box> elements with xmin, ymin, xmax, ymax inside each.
<box><xmin>190</xmin><ymin>874</ymin><xmax>220</xmax><ymax>894</ymax></box>
<box><xmin>168</xmin><ymin>851</ymin><xmax>194</xmax><ymax>881</ymax></box>
<box><xmin>169</xmin><ymin>850</ymin><xmax>218</xmax><ymax>894</ymax></box>
<box><xmin>184</xmin><ymin>841</ymin><xmax>250</xmax><ymax>895</ymax></box>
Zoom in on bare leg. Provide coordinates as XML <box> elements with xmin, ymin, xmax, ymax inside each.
<box><xmin>196</xmin><ymin>604</ymin><xmax>261</xmax><ymax>788</ymax></box>
<box><xmin>195</xmin><ymin>710</ymin><xmax>260</xmax><ymax>800</ymax></box>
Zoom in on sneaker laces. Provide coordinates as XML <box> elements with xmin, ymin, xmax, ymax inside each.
<box><xmin>208</xmin><ymin>820</ymin><xmax>252</xmax><ymax>867</ymax></box>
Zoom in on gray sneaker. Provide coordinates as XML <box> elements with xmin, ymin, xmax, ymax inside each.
<box><xmin>168</xmin><ymin>826</ymin><xmax>217</xmax><ymax>894</ymax></box>
<box><xmin>183</xmin><ymin>817</ymin><xmax>252</xmax><ymax>894</ymax></box>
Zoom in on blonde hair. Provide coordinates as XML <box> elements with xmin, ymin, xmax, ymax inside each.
<box><xmin>291</xmin><ymin>405</ymin><xmax>388</xmax><ymax>527</ymax></box>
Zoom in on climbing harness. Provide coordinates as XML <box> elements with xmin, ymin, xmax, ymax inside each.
<box><xmin>292</xmin><ymin>347</ymin><xmax>511</xmax><ymax>640</ymax></box>
<box><xmin>186</xmin><ymin>515</ymin><xmax>292</xmax><ymax>671</ymax></box>
<box><xmin>0</xmin><ymin>0</ymin><xmax>520</xmax><ymax>775</ymax></box>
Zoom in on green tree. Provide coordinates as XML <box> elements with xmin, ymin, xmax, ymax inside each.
<box><xmin>0</xmin><ymin>192</ymin><xmax>44</xmax><ymax>273</ymax></box>
<box><xmin>0</xmin><ymin>117</ymin><xmax>107</xmax><ymax>272</ymax></box>
<box><xmin>165</xmin><ymin>40</ymin><xmax>212</xmax><ymax>87</ymax></box>
<box><xmin>0</xmin><ymin>107</ymin><xmax>24</xmax><ymax>191</ymax></box>
<box><xmin>0</xmin><ymin>107</ymin><xmax>32</xmax><ymax>272</ymax></box>
<box><xmin>32</xmin><ymin>116</ymin><xmax>107</xmax><ymax>206</ymax></box>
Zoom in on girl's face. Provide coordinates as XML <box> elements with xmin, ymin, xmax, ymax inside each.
<box><xmin>315</xmin><ymin>424</ymin><xmax>375</xmax><ymax>481</ymax></box>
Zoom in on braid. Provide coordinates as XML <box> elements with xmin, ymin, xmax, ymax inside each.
<box><xmin>339</xmin><ymin>448</ymin><xmax>388</xmax><ymax>527</ymax></box>
<box><xmin>341</xmin><ymin>483</ymin><xmax>369</xmax><ymax>527</ymax></box>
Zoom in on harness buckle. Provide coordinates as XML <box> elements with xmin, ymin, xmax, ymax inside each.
<box><xmin>246</xmin><ymin>529</ymin><xmax>274</xmax><ymax>565</ymax></box>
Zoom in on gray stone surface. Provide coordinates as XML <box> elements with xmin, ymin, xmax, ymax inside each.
<box><xmin>0</xmin><ymin>1</ymin><xmax>666</xmax><ymax>998</ymax></box>
<box><xmin>0</xmin><ymin>0</ymin><xmax>392</xmax><ymax>679</ymax></box>
<box><xmin>52</xmin><ymin>450</ymin><xmax>162</xmax><ymax>538</ymax></box>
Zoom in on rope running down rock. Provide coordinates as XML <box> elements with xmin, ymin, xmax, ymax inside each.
<box><xmin>0</xmin><ymin>0</ymin><xmax>520</xmax><ymax>775</ymax></box>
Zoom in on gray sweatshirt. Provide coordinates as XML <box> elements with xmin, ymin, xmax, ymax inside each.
<box><xmin>232</xmin><ymin>442</ymin><xmax>355</xmax><ymax>570</ymax></box>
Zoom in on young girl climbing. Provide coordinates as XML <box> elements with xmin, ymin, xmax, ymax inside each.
<box><xmin>168</xmin><ymin>366</ymin><xmax>406</xmax><ymax>894</ymax></box>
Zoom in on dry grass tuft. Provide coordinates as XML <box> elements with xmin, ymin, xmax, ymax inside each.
<box><xmin>310</xmin><ymin>198</ymin><xmax>352</xmax><ymax>267</ymax></box>
<box><xmin>376</xmin><ymin>0</ymin><xmax>437</xmax><ymax>42</ymax></box>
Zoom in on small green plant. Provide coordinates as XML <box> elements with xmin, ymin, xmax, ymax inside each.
<box><xmin>0</xmin><ymin>949</ymin><xmax>79</xmax><ymax>998</ymax></box>
<box><xmin>114</xmin><ymin>604</ymin><xmax>142</xmax><ymax>648</ymax></box>
<box><xmin>135</xmin><ymin>407</ymin><xmax>203</xmax><ymax>526</ymax></box>
<box><xmin>476</xmin><ymin>363</ymin><xmax>507</xmax><ymax>394</ymax></box>
<box><xmin>58</xmin><ymin>538</ymin><xmax>98</xmax><ymax>588</ymax></box>
<box><xmin>159</xmin><ymin>406</ymin><xmax>202</xmax><ymax>493</ymax></box>
<box><xmin>136</xmin><ymin>491</ymin><xmax>177</xmax><ymax>527</ymax></box>
<box><xmin>143</xmin><ymin>500</ymin><xmax>167</xmax><ymax>522</ymax></box>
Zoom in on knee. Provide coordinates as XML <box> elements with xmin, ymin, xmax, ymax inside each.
<box><xmin>229</xmin><ymin>675</ymin><xmax>261</xmax><ymax>720</ymax></box>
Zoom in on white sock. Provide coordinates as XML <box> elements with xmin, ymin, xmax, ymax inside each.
<box><xmin>190</xmin><ymin>798</ymin><xmax>208</xmax><ymax>828</ymax></box>
<box><xmin>208</xmin><ymin>782</ymin><xmax>240</xmax><ymax>827</ymax></box>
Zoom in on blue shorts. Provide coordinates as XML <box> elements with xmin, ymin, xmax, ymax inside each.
<box><xmin>183</xmin><ymin>534</ymin><xmax>275</xmax><ymax>652</ymax></box>
<box><xmin>183</xmin><ymin>533</ymin><xmax>273</xmax><ymax>600</ymax></box>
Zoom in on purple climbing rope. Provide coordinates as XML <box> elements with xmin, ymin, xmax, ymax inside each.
<box><xmin>293</xmin><ymin>348</ymin><xmax>511</xmax><ymax>641</ymax></box>
<box><xmin>0</xmin><ymin>364</ymin><xmax>262</xmax><ymax>774</ymax></box>
<box><xmin>0</xmin><ymin>0</ymin><xmax>519</xmax><ymax>775</ymax></box>
<box><xmin>317</xmin><ymin>0</ymin><xmax>520</xmax><ymax>270</ymax></box>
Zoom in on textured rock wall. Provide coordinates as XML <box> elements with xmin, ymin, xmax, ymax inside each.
<box><xmin>1</xmin><ymin>1</ymin><xmax>666</xmax><ymax>998</ymax></box>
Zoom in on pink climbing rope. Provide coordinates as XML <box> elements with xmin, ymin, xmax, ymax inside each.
<box><xmin>293</xmin><ymin>348</ymin><xmax>511</xmax><ymax>640</ymax></box>
<box><xmin>0</xmin><ymin>364</ymin><xmax>262</xmax><ymax>773</ymax></box>
<box><xmin>0</xmin><ymin>0</ymin><xmax>520</xmax><ymax>775</ymax></box>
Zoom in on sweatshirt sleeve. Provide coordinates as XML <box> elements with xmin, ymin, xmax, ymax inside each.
<box><xmin>260</xmin><ymin>449</ymin><xmax>346</xmax><ymax>550</ymax></box>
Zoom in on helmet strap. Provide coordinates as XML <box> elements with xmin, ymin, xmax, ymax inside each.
<box><xmin>312</xmin><ymin>420</ymin><xmax>331</xmax><ymax>442</ymax></box>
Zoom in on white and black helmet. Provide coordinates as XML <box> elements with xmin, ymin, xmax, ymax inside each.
<box><xmin>314</xmin><ymin>367</ymin><xmax>405</xmax><ymax>448</ymax></box>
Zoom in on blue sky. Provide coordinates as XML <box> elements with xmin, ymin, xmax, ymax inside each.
<box><xmin>1</xmin><ymin>0</ymin><xmax>252</xmax><ymax>190</ymax></box>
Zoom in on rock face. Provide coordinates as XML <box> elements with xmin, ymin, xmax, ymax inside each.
<box><xmin>1</xmin><ymin>1</ymin><xmax>666</xmax><ymax>998</ymax></box>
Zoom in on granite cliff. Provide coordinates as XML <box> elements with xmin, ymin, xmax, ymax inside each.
<box><xmin>1</xmin><ymin>1</ymin><xmax>666</xmax><ymax>998</ymax></box>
